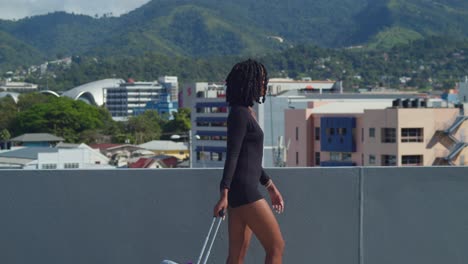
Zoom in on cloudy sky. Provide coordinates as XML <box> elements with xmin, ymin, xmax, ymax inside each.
<box><xmin>0</xmin><ymin>0</ymin><xmax>151</xmax><ymax>20</ymax></box>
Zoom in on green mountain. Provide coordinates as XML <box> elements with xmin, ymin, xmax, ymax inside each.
<box><xmin>351</xmin><ymin>0</ymin><xmax>468</xmax><ymax>45</ymax></box>
<box><xmin>0</xmin><ymin>31</ymin><xmax>44</xmax><ymax>71</ymax></box>
<box><xmin>0</xmin><ymin>0</ymin><xmax>467</xmax><ymax>70</ymax></box>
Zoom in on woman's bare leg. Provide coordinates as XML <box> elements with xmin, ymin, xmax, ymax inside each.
<box><xmin>237</xmin><ymin>199</ymin><xmax>285</xmax><ymax>264</ymax></box>
<box><xmin>226</xmin><ymin>207</ymin><xmax>253</xmax><ymax>264</ymax></box>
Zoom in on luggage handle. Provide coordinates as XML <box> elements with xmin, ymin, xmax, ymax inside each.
<box><xmin>196</xmin><ymin>210</ymin><xmax>225</xmax><ymax>264</ymax></box>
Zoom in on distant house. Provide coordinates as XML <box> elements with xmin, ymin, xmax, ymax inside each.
<box><xmin>128</xmin><ymin>158</ymin><xmax>166</xmax><ymax>169</ymax></box>
<box><xmin>128</xmin><ymin>155</ymin><xmax>179</xmax><ymax>169</ymax></box>
<box><xmin>0</xmin><ymin>144</ymin><xmax>113</xmax><ymax>169</ymax></box>
<box><xmin>10</xmin><ymin>133</ymin><xmax>64</xmax><ymax>147</ymax></box>
<box><xmin>90</xmin><ymin>143</ymin><xmax>147</xmax><ymax>168</ymax></box>
<box><xmin>153</xmin><ymin>155</ymin><xmax>179</xmax><ymax>168</ymax></box>
<box><xmin>138</xmin><ymin>140</ymin><xmax>188</xmax><ymax>160</ymax></box>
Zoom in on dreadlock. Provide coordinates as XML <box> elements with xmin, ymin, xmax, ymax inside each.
<box><xmin>225</xmin><ymin>59</ymin><xmax>268</xmax><ymax>107</ymax></box>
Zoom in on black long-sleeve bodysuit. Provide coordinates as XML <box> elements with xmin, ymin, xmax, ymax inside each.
<box><xmin>220</xmin><ymin>105</ymin><xmax>271</xmax><ymax>208</ymax></box>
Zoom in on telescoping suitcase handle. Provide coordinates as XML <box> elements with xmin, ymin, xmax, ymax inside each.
<box><xmin>196</xmin><ymin>210</ymin><xmax>225</xmax><ymax>264</ymax></box>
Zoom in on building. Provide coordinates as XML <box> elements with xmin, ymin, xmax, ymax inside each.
<box><xmin>62</xmin><ymin>78</ymin><xmax>125</xmax><ymax>106</ymax></box>
<box><xmin>104</xmin><ymin>78</ymin><xmax>178</xmax><ymax>121</ymax></box>
<box><xmin>186</xmin><ymin>82</ymin><xmax>266</xmax><ymax>168</ymax></box>
<box><xmin>458</xmin><ymin>77</ymin><xmax>468</xmax><ymax>107</ymax></box>
<box><xmin>262</xmin><ymin>91</ymin><xmax>426</xmax><ymax>167</ymax></box>
<box><xmin>138</xmin><ymin>140</ymin><xmax>188</xmax><ymax>161</ymax></box>
<box><xmin>10</xmin><ymin>133</ymin><xmax>64</xmax><ymax>147</ymax></box>
<box><xmin>285</xmin><ymin>99</ymin><xmax>468</xmax><ymax>167</ymax></box>
<box><xmin>90</xmin><ymin>143</ymin><xmax>146</xmax><ymax>168</ymax></box>
<box><xmin>0</xmin><ymin>91</ymin><xmax>19</xmax><ymax>103</ymax></box>
<box><xmin>183</xmin><ymin>82</ymin><xmax>425</xmax><ymax>168</ymax></box>
<box><xmin>0</xmin><ymin>144</ymin><xmax>113</xmax><ymax>169</ymax></box>
<box><xmin>140</xmin><ymin>93</ymin><xmax>178</xmax><ymax>120</ymax></box>
<box><xmin>0</xmin><ymin>80</ymin><xmax>38</xmax><ymax>93</ymax></box>
<box><xmin>128</xmin><ymin>157</ymin><xmax>168</xmax><ymax>169</ymax></box>
<box><xmin>180</xmin><ymin>82</ymin><xmax>226</xmax><ymax>109</ymax></box>
<box><xmin>267</xmin><ymin>78</ymin><xmax>340</xmax><ymax>95</ymax></box>
<box><xmin>158</xmin><ymin>76</ymin><xmax>179</xmax><ymax>103</ymax></box>
<box><xmin>60</xmin><ymin>77</ymin><xmax>179</xmax><ymax>120</ymax></box>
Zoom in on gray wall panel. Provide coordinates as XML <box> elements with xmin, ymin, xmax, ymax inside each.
<box><xmin>363</xmin><ymin>167</ymin><xmax>468</xmax><ymax>264</ymax></box>
<box><xmin>0</xmin><ymin>168</ymin><xmax>360</xmax><ymax>264</ymax></box>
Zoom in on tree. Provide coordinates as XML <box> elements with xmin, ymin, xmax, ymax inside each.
<box><xmin>13</xmin><ymin>97</ymin><xmax>110</xmax><ymax>142</ymax></box>
<box><xmin>162</xmin><ymin>108</ymin><xmax>191</xmax><ymax>137</ymax></box>
<box><xmin>0</xmin><ymin>97</ymin><xmax>17</xmax><ymax>133</ymax></box>
<box><xmin>126</xmin><ymin>110</ymin><xmax>165</xmax><ymax>144</ymax></box>
<box><xmin>0</xmin><ymin>128</ymin><xmax>11</xmax><ymax>149</ymax></box>
<box><xmin>16</xmin><ymin>93</ymin><xmax>52</xmax><ymax>112</ymax></box>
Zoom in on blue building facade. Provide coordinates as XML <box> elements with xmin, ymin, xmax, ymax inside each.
<box><xmin>320</xmin><ymin>117</ymin><xmax>357</xmax><ymax>166</ymax></box>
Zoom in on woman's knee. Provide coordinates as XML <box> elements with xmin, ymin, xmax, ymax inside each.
<box><xmin>267</xmin><ymin>238</ymin><xmax>285</xmax><ymax>256</ymax></box>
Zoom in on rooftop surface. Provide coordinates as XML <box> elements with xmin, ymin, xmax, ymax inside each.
<box><xmin>10</xmin><ymin>133</ymin><xmax>64</xmax><ymax>142</ymax></box>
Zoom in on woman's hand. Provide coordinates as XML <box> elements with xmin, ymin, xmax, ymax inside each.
<box><xmin>267</xmin><ymin>182</ymin><xmax>284</xmax><ymax>214</ymax></box>
<box><xmin>213</xmin><ymin>188</ymin><xmax>228</xmax><ymax>217</ymax></box>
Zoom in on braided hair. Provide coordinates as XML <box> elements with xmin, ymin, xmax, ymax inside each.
<box><xmin>225</xmin><ymin>59</ymin><xmax>268</xmax><ymax>107</ymax></box>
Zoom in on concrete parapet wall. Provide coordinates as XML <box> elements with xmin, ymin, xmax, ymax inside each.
<box><xmin>0</xmin><ymin>167</ymin><xmax>467</xmax><ymax>264</ymax></box>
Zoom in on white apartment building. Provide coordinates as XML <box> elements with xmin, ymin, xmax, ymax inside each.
<box><xmin>0</xmin><ymin>80</ymin><xmax>38</xmax><ymax>93</ymax></box>
<box><xmin>30</xmin><ymin>147</ymin><xmax>113</xmax><ymax>169</ymax></box>
<box><xmin>268</xmin><ymin>78</ymin><xmax>340</xmax><ymax>95</ymax></box>
<box><xmin>104</xmin><ymin>80</ymin><xmax>168</xmax><ymax>121</ymax></box>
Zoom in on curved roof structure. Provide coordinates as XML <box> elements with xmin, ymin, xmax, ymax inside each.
<box><xmin>62</xmin><ymin>78</ymin><xmax>124</xmax><ymax>106</ymax></box>
<box><xmin>39</xmin><ymin>90</ymin><xmax>60</xmax><ymax>97</ymax></box>
<box><xmin>0</xmin><ymin>91</ymin><xmax>19</xmax><ymax>103</ymax></box>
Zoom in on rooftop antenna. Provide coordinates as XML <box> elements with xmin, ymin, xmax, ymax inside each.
<box><xmin>273</xmin><ymin>136</ymin><xmax>290</xmax><ymax>167</ymax></box>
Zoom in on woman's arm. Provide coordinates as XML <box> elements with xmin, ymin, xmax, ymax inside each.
<box><xmin>260</xmin><ymin>168</ymin><xmax>271</xmax><ymax>186</ymax></box>
<box><xmin>219</xmin><ymin>107</ymin><xmax>248</xmax><ymax>190</ymax></box>
<box><xmin>214</xmin><ymin>107</ymin><xmax>249</xmax><ymax>216</ymax></box>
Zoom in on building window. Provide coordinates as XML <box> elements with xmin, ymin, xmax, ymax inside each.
<box><xmin>369</xmin><ymin>155</ymin><xmax>376</xmax><ymax>165</ymax></box>
<box><xmin>315</xmin><ymin>152</ymin><xmax>320</xmax><ymax>166</ymax></box>
<box><xmin>296</xmin><ymin>127</ymin><xmax>299</xmax><ymax>141</ymax></box>
<box><xmin>41</xmin><ymin>164</ymin><xmax>57</xmax><ymax>169</ymax></box>
<box><xmin>361</xmin><ymin>128</ymin><xmax>364</xmax><ymax>142</ymax></box>
<box><xmin>315</xmin><ymin>127</ymin><xmax>320</xmax><ymax>140</ymax></box>
<box><xmin>381</xmin><ymin>128</ymin><xmax>396</xmax><ymax>143</ymax></box>
<box><xmin>296</xmin><ymin>152</ymin><xmax>299</xmax><ymax>165</ymax></box>
<box><xmin>342</xmin><ymin>153</ymin><xmax>352</xmax><ymax>161</ymax></box>
<box><xmin>401</xmin><ymin>128</ymin><xmax>423</xmax><ymax>142</ymax></box>
<box><xmin>402</xmin><ymin>155</ymin><xmax>423</xmax><ymax>166</ymax></box>
<box><xmin>330</xmin><ymin>152</ymin><xmax>340</xmax><ymax>161</ymax></box>
<box><xmin>64</xmin><ymin>163</ymin><xmax>79</xmax><ymax>169</ymax></box>
<box><xmin>381</xmin><ymin>155</ymin><xmax>397</xmax><ymax>166</ymax></box>
<box><xmin>369</xmin><ymin>128</ymin><xmax>375</xmax><ymax>138</ymax></box>
<box><xmin>330</xmin><ymin>152</ymin><xmax>352</xmax><ymax>161</ymax></box>
<box><xmin>338</xmin><ymin>128</ymin><xmax>347</xmax><ymax>135</ymax></box>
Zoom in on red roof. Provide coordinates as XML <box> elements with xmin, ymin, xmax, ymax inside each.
<box><xmin>129</xmin><ymin>158</ymin><xmax>155</xmax><ymax>168</ymax></box>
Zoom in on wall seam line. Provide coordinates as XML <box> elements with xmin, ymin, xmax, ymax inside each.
<box><xmin>359</xmin><ymin>167</ymin><xmax>365</xmax><ymax>264</ymax></box>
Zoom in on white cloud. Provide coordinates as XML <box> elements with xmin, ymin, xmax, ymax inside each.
<box><xmin>0</xmin><ymin>0</ymin><xmax>151</xmax><ymax>20</ymax></box>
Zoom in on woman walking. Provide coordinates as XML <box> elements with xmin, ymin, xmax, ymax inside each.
<box><xmin>213</xmin><ymin>59</ymin><xmax>285</xmax><ymax>264</ymax></box>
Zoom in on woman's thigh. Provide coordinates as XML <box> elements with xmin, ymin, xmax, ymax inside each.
<box><xmin>227</xmin><ymin>207</ymin><xmax>253</xmax><ymax>257</ymax></box>
<box><xmin>236</xmin><ymin>199</ymin><xmax>284</xmax><ymax>251</ymax></box>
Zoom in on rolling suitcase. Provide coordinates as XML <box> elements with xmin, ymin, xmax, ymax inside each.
<box><xmin>161</xmin><ymin>211</ymin><xmax>225</xmax><ymax>264</ymax></box>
